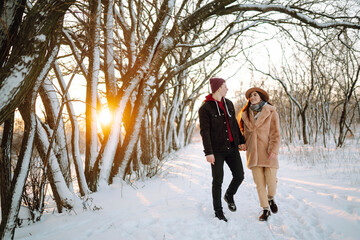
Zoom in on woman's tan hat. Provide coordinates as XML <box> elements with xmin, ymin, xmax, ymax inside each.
<box><xmin>245</xmin><ymin>87</ymin><xmax>269</xmax><ymax>101</ymax></box>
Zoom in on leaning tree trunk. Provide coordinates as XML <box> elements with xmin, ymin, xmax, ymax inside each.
<box><xmin>39</xmin><ymin>78</ymin><xmax>72</xmax><ymax>188</ymax></box>
<box><xmin>88</xmin><ymin>0</ymin><xmax>177</xmax><ymax>189</ymax></box>
<box><xmin>109</xmin><ymin>80</ymin><xmax>154</xmax><ymax>182</ymax></box>
<box><xmin>0</xmin><ymin>103</ymin><xmax>36</xmax><ymax>240</ymax></box>
<box><xmin>34</xmin><ymin>118</ymin><xmax>76</xmax><ymax>213</ymax></box>
<box><xmin>54</xmin><ymin>62</ymin><xmax>91</xmax><ymax>196</ymax></box>
<box><xmin>0</xmin><ymin>0</ymin><xmax>26</xmax><ymax>66</ymax></box>
<box><xmin>0</xmin><ymin>113</ymin><xmax>14</xmax><ymax>220</ymax></box>
<box><xmin>0</xmin><ymin>81</ymin><xmax>40</xmax><ymax>240</ymax></box>
<box><xmin>0</xmin><ymin>36</ymin><xmax>60</xmax><ymax>239</ymax></box>
<box><xmin>0</xmin><ymin>0</ymin><xmax>76</xmax><ymax>124</ymax></box>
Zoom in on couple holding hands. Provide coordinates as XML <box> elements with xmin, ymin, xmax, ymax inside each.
<box><xmin>199</xmin><ymin>77</ymin><xmax>281</xmax><ymax>222</ymax></box>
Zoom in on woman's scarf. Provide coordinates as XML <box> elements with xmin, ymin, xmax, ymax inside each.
<box><xmin>250</xmin><ymin>100</ymin><xmax>266</xmax><ymax>112</ymax></box>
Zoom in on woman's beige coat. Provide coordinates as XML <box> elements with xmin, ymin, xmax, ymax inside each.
<box><xmin>239</xmin><ymin>104</ymin><xmax>281</xmax><ymax>169</ymax></box>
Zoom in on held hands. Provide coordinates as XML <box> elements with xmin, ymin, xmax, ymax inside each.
<box><xmin>206</xmin><ymin>154</ymin><xmax>215</xmax><ymax>165</ymax></box>
<box><xmin>238</xmin><ymin>144</ymin><xmax>247</xmax><ymax>151</ymax></box>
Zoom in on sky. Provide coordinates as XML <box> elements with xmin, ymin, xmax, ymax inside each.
<box><xmin>206</xmin><ymin>22</ymin><xmax>288</xmax><ymax>102</ymax></box>
<box><xmin>14</xmin><ymin>134</ymin><xmax>360</xmax><ymax>240</ymax></box>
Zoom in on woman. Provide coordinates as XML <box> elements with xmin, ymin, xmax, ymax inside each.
<box><xmin>237</xmin><ymin>87</ymin><xmax>281</xmax><ymax>221</ymax></box>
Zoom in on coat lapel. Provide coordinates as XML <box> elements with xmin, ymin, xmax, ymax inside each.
<box><xmin>255</xmin><ymin>105</ymin><xmax>271</xmax><ymax>127</ymax></box>
<box><xmin>242</xmin><ymin>105</ymin><xmax>274</xmax><ymax>130</ymax></box>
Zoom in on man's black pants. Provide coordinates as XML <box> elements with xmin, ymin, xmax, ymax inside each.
<box><xmin>211</xmin><ymin>147</ymin><xmax>244</xmax><ymax>211</ymax></box>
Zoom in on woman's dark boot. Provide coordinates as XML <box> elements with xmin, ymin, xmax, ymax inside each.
<box><xmin>268</xmin><ymin>199</ymin><xmax>278</xmax><ymax>214</ymax></box>
<box><xmin>259</xmin><ymin>209</ymin><xmax>271</xmax><ymax>221</ymax></box>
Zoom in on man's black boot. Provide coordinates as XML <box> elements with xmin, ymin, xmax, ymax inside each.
<box><xmin>215</xmin><ymin>210</ymin><xmax>228</xmax><ymax>222</ymax></box>
<box><xmin>224</xmin><ymin>193</ymin><xmax>236</xmax><ymax>212</ymax></box>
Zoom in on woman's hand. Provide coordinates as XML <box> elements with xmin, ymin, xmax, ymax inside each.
<box><xmin>268</xmin><ymin>152</ymin><xmax>277</xmax><ymax>160</ymax></box>
<box><xmin>206</xmin><ymin>154</ymin><xmax>215</xmax><ymax>165</ymax></box>
<box><xmin>238</xmin><ymin>144</ymin><xmax>247</xmax><ymax>151</ymax></box>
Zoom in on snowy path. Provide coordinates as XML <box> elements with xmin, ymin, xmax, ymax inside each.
<box><xmin>15</xmin><ymin>139</ymin><xmax>360</xmax><ymax>240</ymax></box>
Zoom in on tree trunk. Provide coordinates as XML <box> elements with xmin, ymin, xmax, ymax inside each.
<box><xmin>0</xmin><ymin>0</ymin><xmax>26</xmax><ymax>66</ymax></box>
<box><xmin>85</xmin><ymin>0</ymin><xmax>101</xmax><ymax>184</ymax></box>
<box><xmin>336</xmin><ymin>67</ymin><xmax>359</xmax><ymax>147</ymax></box>
<box><xmin>140</xmin><ymin>114</ymin><xmax>151</xmax><ymax>165</ymax></box>
<box><xmin>54</xmin><ymin>63</ymin><xmax>90</xmax><ymax>196</ymax></box>
<box><xmin>103</xmin><ymin>0</ymin><xmax>117</xmax><ymax>110</ymax></box>
<box><xmin>176</xmin><ymin>105</ymin><xmax>187</xmax><ymax>149</ymax></box>
<box><xmin>0</xmin><ymin>78</ymin><xmax>40</xmax><ymax>240</ymax></box>
<box><xmin>300</xmin><ymin>110</ymin><xmax>309</xmax><ymax>145</ymax></box>
<box><xmin>110</xmin><ymin>80</ymin><xmax>153</xmax><ymax>181</ymax></box>
<box><xmin>34</xmin><ymin>118</ymin><xmax>76</xmax><ymax>212</ymax></box>
<box><xmin>0</xmin><ymin>113</ymin><xmax>14</xmax><ymax>220</ymax></box>
<box><xmin>0</xmin><ymin>107</ymin><xmax>36</xmax><ymax>240</ymax></box>
<box><xmin>39</xmin><ymin>79</ymin><xmax>72</xmax><ymax>188</ymax></box>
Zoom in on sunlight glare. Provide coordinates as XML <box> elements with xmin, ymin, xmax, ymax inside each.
<box><xmin>99</xmin><ymin>108</ymin><xmax>112</xmax><ymax>126</ymax></box>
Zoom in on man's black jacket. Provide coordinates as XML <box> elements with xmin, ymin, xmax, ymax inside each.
<box><xmin>198</xmin><ymin>96</ymin><xmax>245</xmax><ymax>156</ymax></box>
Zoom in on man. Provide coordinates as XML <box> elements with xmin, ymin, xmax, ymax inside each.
<box><xmin>198</xmin><ymin>77</ymin><xmax>246</xmax><ymax>222</ymax></box>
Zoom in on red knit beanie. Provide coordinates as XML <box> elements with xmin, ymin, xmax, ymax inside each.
<box><xmin>210</xmin><ymin>77</ymin><xmax>225</xmax><ymax>93</ymax></box>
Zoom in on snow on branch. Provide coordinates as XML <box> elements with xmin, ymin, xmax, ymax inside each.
<box><xmin>168</xmin><ymin>19</ymin><xmax>258</xmax><ymax>81</ymax></box>
<box><xmin>218</xmin><ymin>4</ymin><xmax>360</xmax><ymax>29</ymax></box>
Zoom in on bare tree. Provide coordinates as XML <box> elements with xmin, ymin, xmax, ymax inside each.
<box><xmin>1</xmin><ymin>1</ymin><xmax>360</xmax><ymax>238</ymax></box>
<box><xmin>331</xmin><ymin>31</ymin><xmax>360</xmax><ymax>147</ymax></box>
<box><xmin>250</xmin><ymin>21</ymin><xmax>360</xmax><ymax>146</ymax></box>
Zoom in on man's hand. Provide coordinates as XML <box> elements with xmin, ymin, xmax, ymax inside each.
<box><xmin>238</xmin><ymin>144</ymin><xmax>247</xmax><ymax>151</ymax></box>
<box><xmin>206</xmin><ymin>154</ymin><xmax>215</xmax><ymax>165</ymax></box>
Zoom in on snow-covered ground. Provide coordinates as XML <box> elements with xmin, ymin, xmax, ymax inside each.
<box><xmin>14</xmin><ymin>136</ymin><xmax>360</xmax><ymax>240</ymax></box>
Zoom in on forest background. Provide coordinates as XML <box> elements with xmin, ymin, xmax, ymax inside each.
<box><xmin>0</xmin><ymin>1</ymin><xmax>360</xmax><ymax>239</ymax></box>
